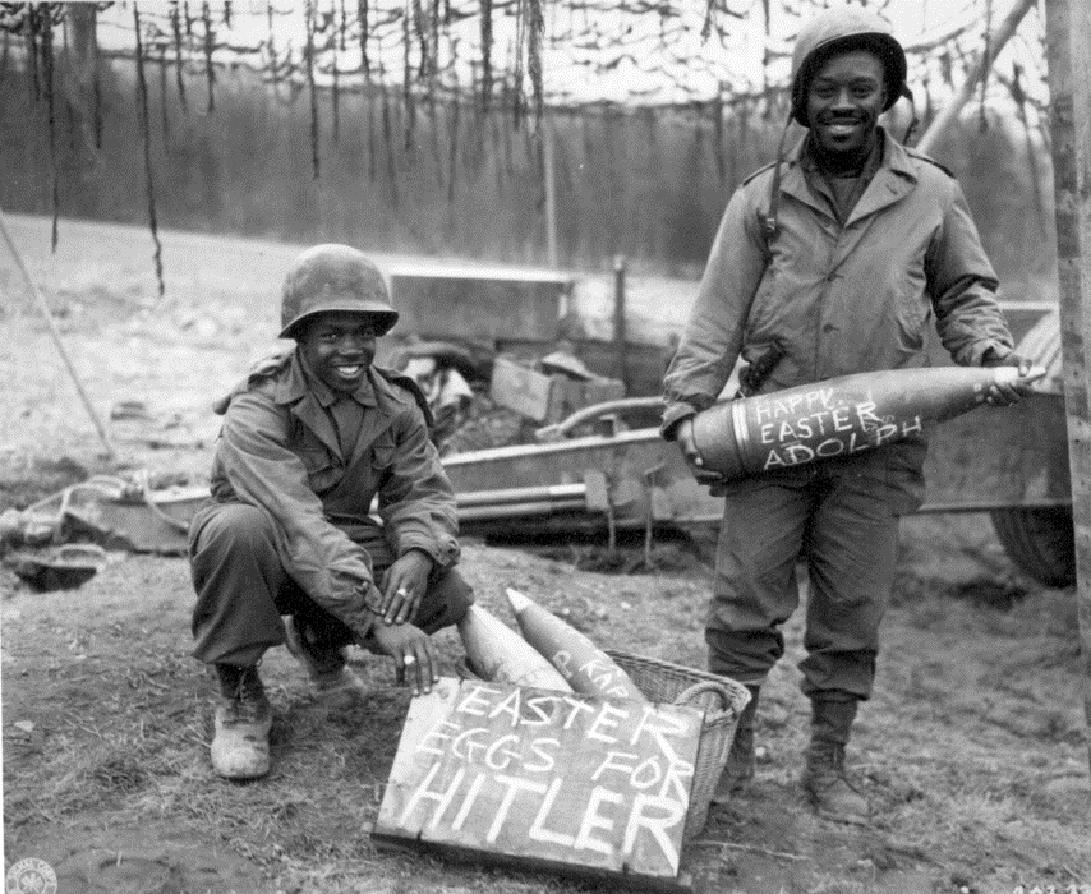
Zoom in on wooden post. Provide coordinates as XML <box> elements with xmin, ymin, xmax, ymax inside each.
<box><xmin>613</xmin><ymin>254</ymin><xmax>628</xmax><ymax>391</ymax></box>
<box><xmin>1043</xmin><ymin>0</ymin><xmax>1091</xmax><ymax>773</ymax></box>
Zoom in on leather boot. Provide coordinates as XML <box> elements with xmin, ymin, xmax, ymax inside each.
<box><xmin>802</xmin><ymin>693</ymin><xmax>869</xmax><ymax>825</ymax></box>
<box><xmin>711</xmin><ymin>685</ymin><xmax>760</xmax><ymax>804</ymax></box>
<box><xmin>211</xmin><ymin>663</ymin><xmax>272</xmax><ymax>780</ymax></box>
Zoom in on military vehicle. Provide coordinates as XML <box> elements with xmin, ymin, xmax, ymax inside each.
<box><xmin>378</xmin><ymin>265</ymin><xmax>1073</xmax><ymax>588</ymax></box>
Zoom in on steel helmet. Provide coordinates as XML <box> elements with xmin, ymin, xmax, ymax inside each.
<box><xmin>789</xmin><ymin>6</ymin><xmax>909</xmax><ymax>126</ymax></box>
<box><xmin>279</xmin><ymin>244</ymin><xmax>398</xmax><ymax>339</ymax></box>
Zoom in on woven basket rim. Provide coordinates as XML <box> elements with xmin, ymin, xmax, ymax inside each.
<box><xmin>604</xmin><ymin>648</ymin><xmax>751</xmax><ymax>718</ymax></box>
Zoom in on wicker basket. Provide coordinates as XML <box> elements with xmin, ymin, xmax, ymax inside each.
<box><xmin>605</xmin><ymin>650</ymin><xmax>751</xmax><ymax>842</ymax></box>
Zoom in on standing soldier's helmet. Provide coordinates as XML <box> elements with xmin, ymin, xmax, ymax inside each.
<box><xmin>278</xmin><ymin>243</ymin><xmax>399</xmax><ymax>339</ymax></box>
<box><xmin>789</xmin><ymin>7</ymin><xmax>909</xmax><ymax>127</ymax></box>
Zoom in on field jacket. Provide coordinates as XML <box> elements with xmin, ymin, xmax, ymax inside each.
<box><xmin>201</xmin><ymin>349</ymin><xmax>460</xmax><ymax>638</ymax></box>
<box><xmin>662</xmin><ymin>128</ymin><xmax>1015</xmax><ymax>436</ymax></box>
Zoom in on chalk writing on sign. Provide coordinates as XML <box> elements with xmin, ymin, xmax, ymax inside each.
<box><xmin>374</xmin><ymin>677</ymin><xmax>704</xmax><ymax>882</ymax></box>
<box><xmin>747</xmin><ymin>386</ymin><xmax>923</xmax><ymax>471</ymax></box>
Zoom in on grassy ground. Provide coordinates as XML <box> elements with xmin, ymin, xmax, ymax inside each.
<box><xmin>2</xmin><ymin>215</ymin><xmax>1089</xmax><ymax>894</ymax></box>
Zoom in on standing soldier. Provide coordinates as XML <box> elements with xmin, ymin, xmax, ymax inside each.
<box><xmin>661</xmin><ymin>7</ymin><xmax>1032</xmax><ymax>823</ymax></box>
<box><xmin>189</xmin><ymin>244</ymin><xmax>473</xmax><ymax>780</ymax></box>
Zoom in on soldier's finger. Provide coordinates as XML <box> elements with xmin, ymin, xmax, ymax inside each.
<box><xmin>394</xmin><ymin>589</ymin><xmax>414</xmax><ymax>625</ymax></box>
<box><xmin>427</xmin><ymin>640</ymin><xmax>438</xmax><ymax>691</ymax></box>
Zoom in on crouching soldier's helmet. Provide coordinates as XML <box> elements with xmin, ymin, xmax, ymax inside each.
<box><xmin>279</xmin><ymin>243</ymin><xmax>399</xmax><ymax>339</ymax></box>
<box><xmin>789</xmin><ymin>7</ymin><xmax>910</xmax><ymax>126</ymax></box>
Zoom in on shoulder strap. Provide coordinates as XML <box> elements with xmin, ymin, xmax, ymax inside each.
<box><xmin>372</xmin><ymin>365</ymin><xmax>435</xmax><ymax>429</ymax></box>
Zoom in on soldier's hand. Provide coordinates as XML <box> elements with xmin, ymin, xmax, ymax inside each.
<box><xmin>371</xmin><ymin>621</ymin><xmax>436</xmax><ymax>695</ymax></box>
<box><xmin>379</xmin><ymin>550</ymin><xmax>433</xmax><ymax>625</ymax></box>
<box><xmin>981</xmin><ymin>350</ymin><xmax>1036</xmax><ymax>405</ymax></box>
<box><xmin>676</xmin><ymin>418</ymin><xmax>701</xmax><ymax>468</ymax></box>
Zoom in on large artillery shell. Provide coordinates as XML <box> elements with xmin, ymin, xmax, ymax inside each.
<box><xmin>690</xmin><ymin>366</ymin><xmax>1043</xmax><ymax>480</ymax></box>
<box><xmin>457</xmin><ymin>604</ymin><xmax>572</xmax><ymax>691</ymax></box>
<box><xmin>505</xmin><ymin>588</ymin><xmax>648</xmax><ymax>703</ymax></box>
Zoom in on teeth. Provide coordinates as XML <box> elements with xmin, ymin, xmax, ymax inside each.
<box><xmin>336</xmin><ymin>365</ymin><xmax>362</xmax><ymax>377</ymax></box>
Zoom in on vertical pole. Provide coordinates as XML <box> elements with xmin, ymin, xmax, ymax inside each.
<box><xmin>1043</xmin><ymin>0</ymin><xmax>1091</xmax><ymax>772</ymax></box>
<box><xmin>542</xmin><ymin>115</ymin><xmax>558</xmax><ymax>268</ymax></box>
<box><xmin>613</xmin><ymin>254</ymin><xmax>628</xmax><ymax>391</ymax></box>
<box><xmin>0</xmin><ymin>211</ymin><xmax>115</xmax><ymax>458</ymax></box>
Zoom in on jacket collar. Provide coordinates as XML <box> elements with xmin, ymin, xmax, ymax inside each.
<box><xmin>778</xmin><ymin>127</ymin><xmax>917</xmax><ymax>225</ymax></box>
<box><xmin>274</xmin><ymin>349</ymin><xmax>388</xmax><ymax>462</ymax></box>
<box><xmin>275</xmin><ymin>349</ymin><xmax>378</xmax><ymax>408</ymax></box>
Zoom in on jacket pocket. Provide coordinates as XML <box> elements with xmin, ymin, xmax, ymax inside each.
<box><xmin>369</xmin><ymin>431</ymin><xmax>398</xmax><ymax>470</ymax></box>
<box><xmin>894</xmin><ymin>258</ymin><xmax>930</xmax><ymax>348</ymax></box>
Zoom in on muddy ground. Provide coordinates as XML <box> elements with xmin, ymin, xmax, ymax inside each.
<box><xmin>2</xmin><ymin>215</ymin><xmax>1089</xmax><ymax>894</ymax></box>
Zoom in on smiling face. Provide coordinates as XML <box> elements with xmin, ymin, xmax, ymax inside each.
<box><xmin>297</xmin><ymin>311</ymin><xmax>379</xmax><ymax>393</ymax></box>
<box><xmin>805</xmin><ymin>48</ymin><xmax>887</xmax><ymax>159</ymax></box>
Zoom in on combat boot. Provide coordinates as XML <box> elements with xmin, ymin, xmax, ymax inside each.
<box><xmin>711</xmin><ymin>685</ymin><xmax>760</xmax><ymax>804</ymax></box>
<box><xmin>802</xmin><ymin>693</ymin><xmax>869</xmax><ymax>825</ymax></box>
<box><xmin>211</xmin><ymin>663</ymin><xmax>272</xmax><ymax>780</ymax></box>
<box><xmin>284</xmin><ymin>617</ymin><xmax>368</xmax><ymax>709</ymax></box>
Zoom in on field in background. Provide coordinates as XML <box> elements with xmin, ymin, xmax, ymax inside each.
<box><xmin>2</xmin><ymin>217</ymin><xmax>1089</xmax><ymax>894</ymax></box>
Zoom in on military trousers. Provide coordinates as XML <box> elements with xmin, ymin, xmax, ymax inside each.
<box><xmin>189</xmin><ymin>501</ymin><xmax>473</xmax><ymax>667</ymax></box>
<box><xmin>705</xmin><ymin>444</ymin><xmax>925</xmax><ymax>700</ymax></box>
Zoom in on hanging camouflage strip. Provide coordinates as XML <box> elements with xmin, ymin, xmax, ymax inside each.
<box><xmin>500</xmin><ymin>79</ymin><xmax>513</xmax><ymax>173</ymax></box>
<box><xmin>331</xmin><ymin>0</ymin><xmax>340</xmax><ymax>142</ymax></box>
<box><xmin>132</xmin><ymin>4</ymin><xmax>165</xmax><ymax>299</ymax></box>
<box><xmin>1008</xmin><ymin>61</ymin><xmax>1046</xmax><ymax>231</ymax></box>
<box><xmin>479</xmin><ymin>0</ymin><xmax>492</xmax><ymax>110</ymax></box>
<box><xmin>700</xmin><ymin>0</ymin><xmax>714</xmax><ymax>39</ymax></box>
<box><xmin>378</xmin><ymin>64</ymin><xmax>399</xmax><ymax>207</ymax></box>
<box><xmin>358</xmin><ymin>0</ymin><xmax>369</xmax><ymax>80</ymax></box>
<box><xmin>266</xmin><ymin>0</ymin><xmax>277</xmax><ymax>88</ymax></box>
<box><xmin>170</xmin><ymin>1</ymin><xmax>187</xmax><ymax>111</ymax></box>
<box><xmin>429</xmin><ymin>0</ymin><xmax>439</xmax><ymax>84</ymax></box>
<box><xmin>223</xmin><ymin>0</ymin><xmax>232</xmax><ymax>29</ymax></box>
<box><xmin>305</xmin><ymin>0</ymin><xmax>320</xmax><ymax>177</ymax></box>
<box><xmin>201</xmin><ymin>0</ymin><xmax>214</xmax><ymax>112</ymax></box>
<box><xmin>92</xmin><ymin>31</ymin><xmax>101</xmax><ymax>149</ymax></box>
<box><xmin>713</xmin><ymin>85</ymin><xmax>725</xmax><ymax>185</ymax></box>
<box><xmin>183</xmin><ymin>0</ymin><xmax>192</xmax><ymax>37</ymax></box>
<box><xmin>402</xmin><ymin>1</ymin><xmax>415</xmax><ymax>152</ymax></box>
<box><xmin>158</xmin><ymin>46</ymin><xmax>169</xmax><ymax>139</ymax></box>
<box><xmin>447</xmin><ymin>85</ymin><xmax>460</xmax><ymax>205</ymax></box>
<box><xmin>979</xmin><ymin>0</ymin><xmax>992</xmax><ymax>132</ymax></box>
<box><xmin>40</xmin><ymin>1</ymin><xmax>58</xmax><ymax>250</ymax></box>
<box><xmin>511</xmin><ymin>0</ymin><xmax>524</xmax><ymax>130</ymax></box>
<box><xmin>526</xmin><ymin>0</ymin><xmax>542</xmax><ymax>133</ymax></box>
<box><xmin>366</xmin><ymin>81</ymin><xmax>376</xmax><ymax>181</ymax></box>
<box><xmin>428</xmin><ymin>75</ymin><xmax>443</xmax><ymax>187</ymax></box>
<box><xmin>24</xmin><ymin>3</ymin><xmax>38</xmax><ymax>101</ymax></box>
<box><xmin>490</xmin><ymin>105</ymin><xmax>504</xmax><ymax>193</ymax></box>
<box><xmin>761</xmin><ymin>0</ymin><xmax>771</xmax><ymax>117</ymax></box>
<box><xmin>411</xmin><ymin>0</ymin><xmax>429</xmax><ymax>80</ymax></box>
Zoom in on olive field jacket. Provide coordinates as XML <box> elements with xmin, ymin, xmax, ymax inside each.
<box><xmin>198</xmin><ymin>349</ymin><xmax>460</xmax><ymax>638</ymax></box>
<box><xmin>662</xmin><ymin>128</ymin><xmax>1015</xmax><ymax>437</ymax></box>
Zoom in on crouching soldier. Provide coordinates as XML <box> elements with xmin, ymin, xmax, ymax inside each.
<box><xmin>188</xmin><ymin>243</ymin><xmax>473</xmax><ymax>779</ymax></box>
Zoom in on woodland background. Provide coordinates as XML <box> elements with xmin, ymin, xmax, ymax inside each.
<box><xmin>0</xmin><ymin>20</ymin><xmax>1061</xmax><ymax>293</ymax></box>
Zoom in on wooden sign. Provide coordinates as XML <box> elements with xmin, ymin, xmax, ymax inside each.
<box><xmin>373</xmin><ymin>677</ymin><xmax>704</xmax><ymax>887</ymax></box>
